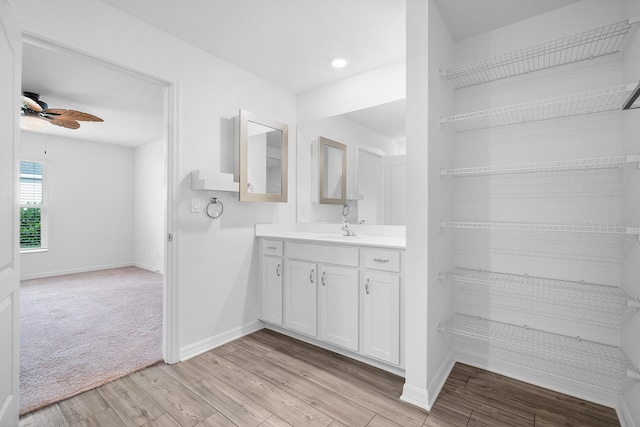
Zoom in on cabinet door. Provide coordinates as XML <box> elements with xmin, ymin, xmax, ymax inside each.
<box><xmin>363</xmin><ymin>271</ymin><xmax>400</xmax><ymax>365</ymax></box>
<box><xmin>261</xmin><ymin>256</ymin><xmax>283</xmax><ymax>325</ymax></box>
<box><xmin>284</xmin><ymin>260</ymin><xmax>317</xmax><ymax>337</ymax></box>
<box><xmin>319</xmin><ymin>265</ymin><xmax>359</xmax><ymax>351</ymax></box>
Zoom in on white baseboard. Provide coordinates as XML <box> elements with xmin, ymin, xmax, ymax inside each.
<box><xmin>617</xmin><ymin>395</ymin><xmax>636</xmax><ymax>427</ymax></box>
<box><xmin>20</xmin><ymin>262</ymin><xmax>133</xmax><ymax>281</ymax></box>
<box><xmin>179</xmin><ymin>320</ymin><xmax>264</xmax><ymax>361</ymax></box>
<box><xmin>400</xmin><ymin>351</ymin><xmax>455</xmax><ymax>411</ymax></box>
<box><xmin>400</xmin><ymin>383</ymin><xmax>431</xmax><ymax>411</ymax></box>
<box><xmin>133</xmin><ymin>262</ymin><xmax>163</xmax><ymax>274</ymax></box>
<box><xmin>427</xmin><ymin>350</ymin><xmax>455</xmax><ymax>408</ymax></box>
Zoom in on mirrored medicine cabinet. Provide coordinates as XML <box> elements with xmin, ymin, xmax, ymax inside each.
<box><xmin>239</xmin><ymin>109</ymin><xmax>288</xmax><ymax>202</ymax></box>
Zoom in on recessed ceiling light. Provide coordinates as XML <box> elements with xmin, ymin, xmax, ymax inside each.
<box><xmin>330</xmin><ymin>58</ymin><xmax>348</xmax><ymax>68</ymax></box>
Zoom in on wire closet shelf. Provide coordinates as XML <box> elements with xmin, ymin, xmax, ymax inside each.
<box><xmin>442</xmin><ymin>267</ymin><xmax>640</xmax><ymax>327</ymax></box>
<box><xmin>440</xmin><ymin>18</ymin><xmax>640</xmax><ymax>89</ymax></box>
<box><xmin>440</xmin><ymin>155</ymin><xmax>640</xmax><ymax>177</ymax></box>
<box><xmin>440</xmin><ymin>83</ymin><xmax>638</xmax><ymax>133</ymax></box>
<box><xmin>440</xmin><ymin>221</ymin><xmax>640</xmax><ymax>236</ymax></box>
<box><xmin>439</xmin><ymin>314</ymin><xmax>637</xmax><ymax>382</ymax></box>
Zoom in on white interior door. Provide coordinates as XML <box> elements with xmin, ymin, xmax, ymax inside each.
<box><xmin>0</xmin><ymin>1</ymin><xmax>22</xmax><ymax>425</ymax></box>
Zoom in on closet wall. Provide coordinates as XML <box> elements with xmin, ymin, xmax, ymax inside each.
<box><xmin>432</xmin><ymin>0</ymin><xmax>640</xmax><ymax>422</ymax></box>
<box><xmin>621</xmin><ymin>0</ymin><xmax>640</xmax><ymax>421</ymax></box>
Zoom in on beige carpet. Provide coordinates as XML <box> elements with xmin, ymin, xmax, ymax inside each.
<box><xmin>19</xmin><ymin>266</ymin><xmax>163</xmax><ymax>415</ymax></box>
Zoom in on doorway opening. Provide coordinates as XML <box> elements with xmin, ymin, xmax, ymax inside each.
<box><xmin>18</xmin><ymin>35</ymin><xmax>177</xmax><ymax>415</ymax></box>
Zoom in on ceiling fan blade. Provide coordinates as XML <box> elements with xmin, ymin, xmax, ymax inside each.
<box><xmin>44</xmin><ymin>109</ymin><xmax>103</xmax><ymax>122</ymax></box>
<box><xmin>42</xmin><ymin>115</ymin><xmax>81</xmax><ymax>129</ymax></box>
<box><xmin>22</xmin><ymin>96</ymin><xmax>43</xmax><ymax>112</ymax></box>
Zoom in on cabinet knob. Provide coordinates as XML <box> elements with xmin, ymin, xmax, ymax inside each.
<box><xmin>310</xmin><ymin>269</ymin><xmax>315</xmax><ymax>284</ymax></box>
<box><xmin>365</xmin><ymin>278</ymin><xmax>370</xmax><ymax>295</ymax></box>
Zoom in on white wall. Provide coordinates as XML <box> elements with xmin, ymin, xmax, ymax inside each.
<box><xmin>133</xmin><ymin>139</ymin><xmax>164</xmax><ymax>273</ymax></box>
<box><xmin>435</xmin><ymin>0</ymin><xmax>639</xmax><ymax>421</ymax></box>
<box><xmin>425</xmin><ymin>0</ymin><xmax>455</xmax><ymax>403</ymax></box>
<box><xmin>453</xmin><ymin>0</ymin><xmax>626</xmax><ymax>344</ymax></box>
<box><xmin>621</xmin><ymin>0</ymin><xmax>640</xmax><ymax>423</ymax></box>
<box><xmin>12</xmin><ymin>0</ymin><xmax>297</xmax><ymax>358</ymax></box>
<box><xmin>20</xmin><ymin>132</ymin><xmax>134</xmax><ymax>279</ymax></box>
<box><xmin>402</xmin><ymin>0</ymin><xmax>431</xmax><ymax>410</ymax></box>
<box><xmin>297</xmin><ymin>61</ymin><xmax>406</xmax><ymax>124</ymax></box>
<box><xmin>297</xmin><ymin>115</ymin><xmax>398</xmax><ymax>224</ymax></box>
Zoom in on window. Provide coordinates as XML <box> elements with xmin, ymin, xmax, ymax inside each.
<box><xmin>20</xmin><ymin>161</ymin><xmax>47</xmax><ymax>251</ymax></box>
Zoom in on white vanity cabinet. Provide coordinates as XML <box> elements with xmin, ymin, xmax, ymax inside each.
<box><xmin>318</xmin><ymin>265</ymin><xmax>359</xmax><ymax>351</ymax></box>
<box><xmin>257</xmin><ymin>234</ymin><xmax>404</xmax><ymax>372</ymax></box>
<box><xmin>284</xmin><ymin>260</ymin><xmax>318</xmax><ymax>337</ymax></box>
<box><xmin>260</xmin><ymin>240</ymin><xmax>283</xmax><ymax>325</ymax></box>
<box><xmin>363</xmin><ymin>271</ymin><xmax>400</xmax><ymax>365</ymax></box>
<box><xmin>362</xmin><ymin>249</ymin><xmax>401</xmax><ymax>365</ymax></box>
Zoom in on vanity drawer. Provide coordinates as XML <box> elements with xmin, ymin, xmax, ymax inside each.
<box><xmin>286</xmin><ymin>242</ymin><xmax>359</xmax><ymax>267</ymax></box>
<box><xmin>364</xmin><ymin>249</ymin><xmax>400</xmax><ymax>273</ymax></box>
<box><xmin>262</xmin><ymin>239</ymin><xmax>283</xmax><ymax>256</ymax></box>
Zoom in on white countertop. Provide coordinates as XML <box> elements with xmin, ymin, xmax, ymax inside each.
<box><xmin>255</xmin><ymin>224</ymin><xmax>406</xmax><ymax>249</ymax></box>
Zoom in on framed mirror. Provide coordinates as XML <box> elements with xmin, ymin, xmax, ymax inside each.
<box><xmin>239</xmin><ymin>109</ymin><xmax>288</xmax><ymax>202</ymax></box>
<box><xmin>318</xmin><ymin>136</ymin><xmax>346</xmax><ymax>205</ymax></box>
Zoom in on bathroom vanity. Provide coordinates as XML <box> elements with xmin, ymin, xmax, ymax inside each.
<box><xmin>255</xmin><ymin>224</ymin><xmax>405</xmax><ymax>374</ymax></box>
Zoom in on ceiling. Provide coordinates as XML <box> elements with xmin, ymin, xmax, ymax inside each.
<box><xmin>434</xmin><ymin>0</ymin><xmax>581</xmax><ymax>41</ymax></box>
<box><xmin>21</xmin><ymin>1</ymin><xmax>581</xmax><ymax>146</ymax></box>
<box><xmin>97</xmin><ymin>0</ymin><xmax>407</xmax><ymax>95</ymax></box>
<box><xmin>22</xmin><ymin>42</ymin><xmax>165</xmax><ymax>147</ymax></box>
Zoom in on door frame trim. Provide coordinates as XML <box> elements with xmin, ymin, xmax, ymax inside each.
<box><xmin>19</xmin><ymin>30</ymin><xmax>181</xmax><ymax>364</ymax></box>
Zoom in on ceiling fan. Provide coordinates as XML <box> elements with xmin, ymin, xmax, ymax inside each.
<box><xmin>21</xmin><ymin>92</ymin><xmax>103</xmax><ymax>130</ymax></box>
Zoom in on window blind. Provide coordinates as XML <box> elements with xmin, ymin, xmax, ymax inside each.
<box><xmin>20</xmin><ymin>161</ymin><xmax>45</xmax><ymax>249</ymax></box>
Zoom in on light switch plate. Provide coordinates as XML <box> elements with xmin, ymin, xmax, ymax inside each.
<box><xmin>191</xmin><ymin>198</ymin><xmax>200</xmax><ymax>213</ymax></box>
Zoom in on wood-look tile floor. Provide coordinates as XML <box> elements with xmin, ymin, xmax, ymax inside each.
<box><xmin>19</xmin><ymin>329</ymin><xmax>620</xmax><ymax>427</ymax></box>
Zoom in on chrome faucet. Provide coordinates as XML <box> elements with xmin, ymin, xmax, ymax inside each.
<box><xmin>342</xmin><ymin>221</ymin><xmax>357</xmax><ymax>236</ymax></box>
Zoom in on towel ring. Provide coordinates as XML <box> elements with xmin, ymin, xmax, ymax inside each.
<box><xmin>206</xmin><ymin>197</ymin><xmax>224</xmax><ymax>219</ymax></box>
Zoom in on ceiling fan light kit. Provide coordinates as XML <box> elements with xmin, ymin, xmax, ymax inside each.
<box><xmin>20</xmin><ymin>115</ymin><xmax>48</xmax><ymax>131</ymax></box>
<box><xmin>20</xmin><ymin>92</ymin><xmax>104</xmax><ymax>131</ymax></box>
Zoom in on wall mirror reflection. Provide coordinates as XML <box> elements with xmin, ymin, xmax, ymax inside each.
<box><xmin>297</xmin><ymin>99</ymin><xmax>406</xmax><ymax>224</ymax></box>
<box><xmin>239</xmin><ymin>109</ymin><xmax>288</xmax><ymax>202</ymax></box>
<box><xmin>319</xmin><ymin>136</ymin><xmax>347</xmax><ymax>204</ymax></box>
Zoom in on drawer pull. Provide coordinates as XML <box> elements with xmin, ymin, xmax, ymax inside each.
<box><xmin>310</xmin><ymin>269</ymin><xmax>315</xmax><ymax>284</ymax></box>
<box><xmin>276</xmin><ymin>264</ymin><xmax>281</xmax><ymax>277</ymax></box>
<box><xmin>321</xmin><ymin>271</ymin><xmax>326</xmax><ymax>286</ymax></box>
<box><xmin>365</xmin><ymin>278</ymin><xmax>370</xmax><ymax>295</ymax></box>
<box><xmin>267</xmin><ymin>246</ymin><xmax>277</xmax><ymax>250</ymax></box>
<box><xmin>373</xmin><ymin>258</ymin><xmax>390</xmax><ymax>263</ymax></box>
